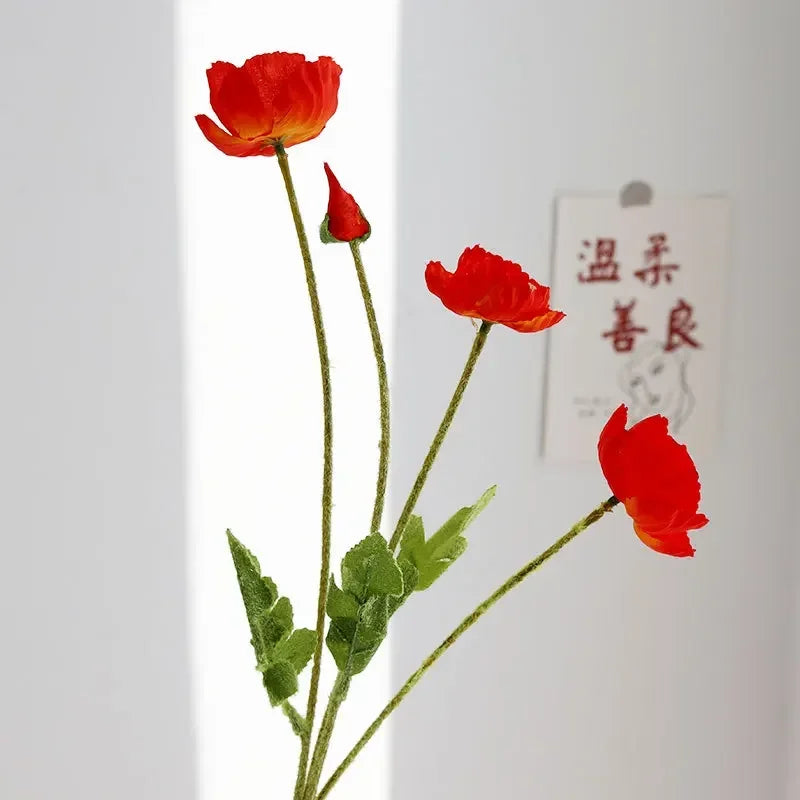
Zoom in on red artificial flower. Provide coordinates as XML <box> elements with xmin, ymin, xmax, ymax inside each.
<box><xmin>425</xmin><ymin>246</ymin><xmax>565</xmax><ymax>333</ymax></box>
<box><xmin>320</xmin><ymin>163</ymin><xmax>371</xmax><ymax>243</ymax></box>
<box><xmin>598</xmin><ymin>404</ymin><xmax>709</xmax><ymax>557</ymax></box>
<box><xmin>195</xmin><ymin>52</ymin><xmax>342</xmax><ymax>157</ymax></box>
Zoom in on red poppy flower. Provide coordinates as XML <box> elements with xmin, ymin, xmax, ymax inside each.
<box><xmin>425</xmin><ymin>246</ymin><xmax>565</xmax><ymax>333</ymax></box>
<box><xmin>320</xmin><ymin>163</ymin><xmax>371</xmax><ymax>243</ymax></box>
<box><xmin>598</xmin><ymin>404</ymin><xmax>709</xmax><ymax>557</ymax></box>
<box><xmin>195</xmin><ymin>52</ymin><xmax>342</xmax><ymax>157</ymax></box>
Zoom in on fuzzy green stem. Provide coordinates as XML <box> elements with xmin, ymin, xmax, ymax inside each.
<box><xmin>303</xmin><ymin>673</ymin><xmax>350</xmax><ymax>800</ymax></box>
<box><xmin>388</xmin><ymin>321</ymin><xmax>492</xmax><ymax>551</ymax></box>
<box><xmin>285</xmin><ymin>701</ymin><xmax>309</xmax><ymax>800</ymax></box>
<box><xmin>318</xmin><ymin>496</ymin><xmax>620</xmax><ymax>799</ymax></box>
<box><xmin>275</xmin><ymin>144</ymin><xmax>333</xmax><ymax>796</ymax></box>
<box><xmin>293</xmin><ymin>742</ymin><xmax>309</xmax><ymax>800</ymax></box>
<box><xmin>349</xmin><ymin>241</ymin><xmax>390</xmax><ymax>534</ymax></box>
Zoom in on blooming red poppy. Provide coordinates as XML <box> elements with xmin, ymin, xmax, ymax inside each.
<box><xmin>195</xmin><ymin>52</ymin><xmax>342</xmax><ymax>157</ymax></box>
<box><xmin>425</xmin><ymin>246</ymin><xmax>565</xmax><ymax>333</ymax></box>
<box><xmin>598</xmin><ymin>404</ymin><xmax>709</xmax><ymax>557</ymax></box>
<box><xmin>320</xmin><ymin>163</ymin><xmax>370</xmax><ymax>243</ymax></box>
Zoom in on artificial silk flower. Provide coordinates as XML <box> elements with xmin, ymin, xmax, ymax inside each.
<box><xmin>320</xmin><ymin>163</ymin><xmax>371</xmax><ymax>243</ymax></box>
<box><xmin>195</xmin><ymin>52</ymin><xmax>342</xmax><ymax>157</ymax></box>
<box><xmin>425</xmin><ymin>245</ymin><xmax>565</xmax><ymax>333</ymax></box>
<box><xmin>598</xmin><ymin>404</ymin><xmax>709</xmax><ymax>557</ymax></box>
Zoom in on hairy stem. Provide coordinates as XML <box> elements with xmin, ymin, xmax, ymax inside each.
<box><xmin>388</xmin><ymin>321</ymin><xmax>492</xmax><ymax>550</ymax></box>
<box><xmin>292</xmin><ymin>729</ymin><xmax>310</xmax><ymax>800</ymax></box>
<box><xmin>349</xmin><ymin>241</ymin><xmax>390</xmax><ymax>534</ymax></box>
<box><xmin>275</xmin><ymin>144</ymin><xmax>334</xmax><ymax>795</ymax></box>
<box><xmin>303</xmin><ymin>673</ymin><xmax>349</xmax><ymax>800</ymax></box>
<box><xmin>318</xmin><ymin>497</ymin><xmax>620</xmax><ymax>799</ymax></box>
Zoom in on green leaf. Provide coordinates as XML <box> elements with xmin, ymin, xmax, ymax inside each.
<box><xmin>263</xmin><ymin>661</ymin><xmax>298</xmax><ymax>706</ymax></box>
<box><xmin>388</xmin><ymin>558</ymin><xmax>419</xmax><ymax>617</ymax></box>
<box><xmin>400</xmin><ymin>514</ymin><xmax>425</xmax><ymax>554</ymax></box>
<box><xmin>258</xmin><ymin>596</ymin><xmax>293</xmax><ymax>655</ymax></box>
<box><xmin>326</xmin><ymin>535</ymin><xmax>405</xmax><ymax>676</ymax></box>
<box><xmin>273</xmin><ymin>628</ymin><xmax>317</xmax><ymax>673</ymax></box>
<box><xmin>341</xmin><ymin>533</ymin><xmax>404</xmax><ymax>602</ymax></box>
<box><xmin>427</xmin><ymin>486</ymin><xmax>496</xmax><ymax>554</ymax></box>
<box><xmin>326</xmin><ymin>576</ymin><xmax>360</xmax><ymax>620</ymax></box>
<box><xmin>326</xmin><ymin>616</ymin><xmax>356</xmax><ymax>672</ymax></box>
<box><xmin>227</xmin><ymin>530</ymin><xmax>278</xmax><ymax>631</ymax></box>
<box><xmin>226</xmin><ymin>529</ymin><xmax>315</xmax><ymax>715</ymax></box>
<box><xmin>398</xmin><ymin>486</ymin><xmax>496</xmax><ymax>591</ymax></box>
<box><xmin>348</xmin><ymin>595</ymin><xmax>389</xmax><ymax>674</ymax></box>
<box><xmin>326</xmin><ymin>595</ymin><xmax>389</xmax><ymax>675</ymax></box>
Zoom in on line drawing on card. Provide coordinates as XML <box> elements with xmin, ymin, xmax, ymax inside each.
<box><xmin>618</xmin><ymin>340</ymin><xmax>695</xmax><ymax>432</ymax></box>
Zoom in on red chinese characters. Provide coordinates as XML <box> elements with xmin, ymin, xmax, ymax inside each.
<box><xmin>602</xmin><ymin>300</ymin><xmax>648</xmax><ymax>353</ymax></box>
<box><xmin>634</xmin><ymin>233</ymin><xmax>679</xmax><ymax>287</ymax></box>
<box><xmin>578</xmin><ymin>238</ymin><xmax>620</xmax><ymax>282</ymax></box>
<box><xmin>578</xmin><ymin>231</ymin><xmax>702</xmax><ymax>354</ymax></box>
<box><xmin>665</xmin><ymin>298</ymin><xmax>701</xmax><ymax>351</ymax></box>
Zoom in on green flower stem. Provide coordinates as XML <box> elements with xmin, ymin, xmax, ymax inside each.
<box><xmin>349</xmin><ymin>241</ymin><xmax>390</xmax><ymax>534</ymax></box>
<box><xmin>318</xmin><ymin>496</ymin><xmax>620</xmax><ymax>799</ymax></box>
<box><xmin>283</xmin><ymin>703</ymin><xmax>309</xmax><ymax>800</ymax></box>
<box><xmin>303</xmin><ymin>672</ymin><xmax>350</xmax><ymax>800</ymax></box>
<box><xmin>275</xmin><ymin>143</ymin><xmax>333</xmax><ymax>796</ymax></box>
<box><xmin>293</xmin><ymin>742</ymin><xmax>309</xmax><ymax>800</ymax></box>
<box><xmin>388</xmin><ymin>321</ymin><xmax>492</xmax><ymax>551</ymax></box>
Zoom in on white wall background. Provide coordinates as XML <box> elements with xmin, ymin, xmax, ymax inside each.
<box><xmin>0</xmin><ymin>1</ymin><xmax>195</xmax><ymax>798</ymax></box>
<box><xmin>391</xmin><ymin>1</ymin><xmax>800</xmax><ymax>799</ymax></box>
<box><xmin>179</xmin><ymin>2</ymin><xmax>398</xmax><ymax>799</ymax></box>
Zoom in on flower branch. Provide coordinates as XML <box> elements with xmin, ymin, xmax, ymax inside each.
<box><xmin>194</xmin><ymin>49</ymin><xmax>710</xmax><ymax>800</ymax></box>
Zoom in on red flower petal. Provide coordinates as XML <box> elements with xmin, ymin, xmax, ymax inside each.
<box><xmin>425</xmin><ymin>245</ymin><xmax>564</xmax><ymax>333</ymax></box>
<box><xmin>243</xmin><ymin>52</ymin><xmax>307</xmax><ymax>108</ymax></box>
<box><xmin>208</xmin><ymin>61</ymin><xmax>274</xmax><ymax>139</ymax></box>
<box><xmin>195</xmin><ymin>115</ymin><xmax>272</xmax><ymax>157</ymax></box>
<box><xmin>273</xmin><ymin>57</ymin><xmax>341</xmax><ymax>147</ymax></box>
<box><xmin>598</xmin><ymin>404</ymin><xmax>708</xmax><ymax>557</ymax></box>
<box><xmin>634</xmin><ymin>524</ymin><xmax>696</xmax><ymax>558</ymax></box>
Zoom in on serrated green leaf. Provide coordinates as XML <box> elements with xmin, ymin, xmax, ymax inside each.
<box><xmin>326</xmin><ymin>617</ymin><xmax>356</xmax><ymax>671</ymax></box>
<box><xmin>273</xmin><ymin>628</ymin><xmax>316</xmax><ymax>673</ymax></box>
<box><xmin>399</xmin><ymin>515</ymin><xmax>425</xmax><ymax>553</ymax></box>
<box><xmin>348</xmin><ymin>595</ymin><xmax>389</xmax><ymax>674</ymax></box>
<box><xmin>427</xmin><ymin>486</ymin><xmax>497</xmax><ymax>556</ymax></box>
<box><xmin>326</xmin><ymin>576</ymin><xmax>360</xmax><ymax>620</ymax></box>
<box><xmin>258</xmin><ymin>596</ymin><xmax>293</xmax><ymax>654</ymax></box>
<box><xmin>263</xmin><ymin>661</ymin><xmax>298</xmax><ymax>706</ymax></box>
<box><xmin>227</xmin><ymin>530</ymin><xmax>278</xmax><ymax>630</ymax></box>
<box><xmin>326</xmin><ymin>537</ymin><xmax>403</xmax><ymax>677</ymax></box>
<box><xmin>261</xmin><ymin>575</ymin><xmax>278</xmax><ymax>601</ymax></box>
<box><xmin>341</xmin><ymin>534</ymin><xmax>403</xmax><ymax>602</ymax></box>
<box><xmin>327</xmin><ymin>595</ymin><xmax>389</xmax><ymax>675</ymax></box>
<box><xmin>227</xmin><ymin>530</ymin><xmax>315</xmax><ymax>714</ymax></box>
<box><xmin>398</xmin><ymin>487</ymin><xmax>496</xmax><ymax>591</ymax></box>
<box><xmin>388</xmin><ymin>558</ymin><xmax>419</xmax><ymax>617</ymax></box>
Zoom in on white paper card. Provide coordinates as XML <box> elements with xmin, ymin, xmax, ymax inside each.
<box><xmin>544</xmin><ymin>195</ymin><xmax>729</xmax><ymax>462</ymax></box>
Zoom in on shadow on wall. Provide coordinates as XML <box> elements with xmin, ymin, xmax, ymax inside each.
<box><xmin>0</xmin><ymin>2</ymin><xmax>195</xmax><ymax>798</ymax></box>
<box><xmin>390</xmin><ymin>1</ymin><xmax>799</xmax><ymax>799</ymax></box>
